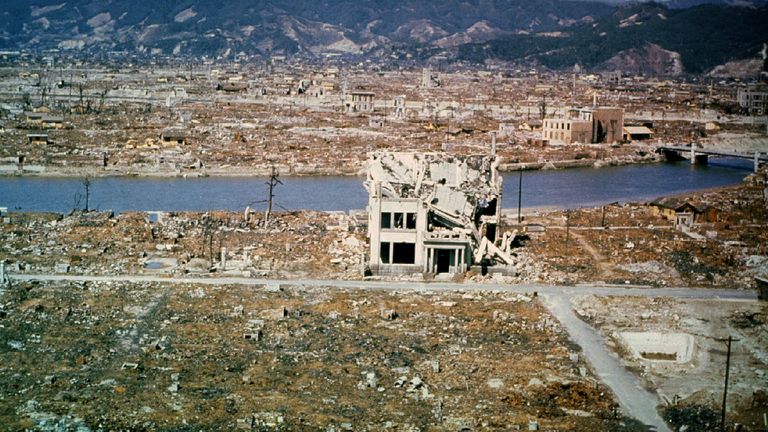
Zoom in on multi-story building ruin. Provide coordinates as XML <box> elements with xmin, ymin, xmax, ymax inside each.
<box><xmin>542</xmin><ymin>117</ymin><xmax>592</xmax><ymax>144</ymax></box>
<box><xmin>346</xmin><ymin>91</ymin><xmax>375</xmax><ymax>114</ymax></box>
<box><xmin>364</xmin><ymin>151</ymin><xmax>513</xmax><ymax>276</ymax></box>
<box><xmin>737</xmin><ymin>86</ymin><xmax>768</xmax><ymax>115</ymax></box>
<box><xmin>543</xmin><ymin>107</ymin><xmax>624</xmax><ymax>144</ymax></box>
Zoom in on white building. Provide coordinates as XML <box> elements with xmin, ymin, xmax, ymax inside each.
<box><xmin>737</xmin><ymin>87</ymin><xmax>768</xmax><ymax>115</ymax></box>
<box><xmin>365</xmin><ymin>151</ymin><xmax>511</xmax><ymax>276</ymax></box>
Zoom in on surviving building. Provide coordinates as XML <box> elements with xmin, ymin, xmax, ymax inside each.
<box><xmin>542</xmin><ymin>117</ymin><xmax>592</xmax><ymax>144</ymax></box>
<box><xmin>543</xmin><ymin>107</ymin><xmax>624</xmax><ymax>144</ymax></box>
<box><xmin>346</xmin><ymin>91</ymin><xmax>375</xmax><ymax>114</ymax></box>
<box><xmin>737</xmin><ymin>87</ymin><xmax>768</xmax><ymax>115</ymax></box>
<box><xmin>365</xmin><ymin>151</ymin><xmax>514</xmax><ymax>276</ymax></box>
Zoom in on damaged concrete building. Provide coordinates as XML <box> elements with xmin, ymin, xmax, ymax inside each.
<box><xmin>365</xmin><ymin>151</ymin><xmax>513</xmax><ymax>276</ymax></box>
<box><xmin>544</xmin><ymin>107</ymin><xmax>624</xmax><ymax>144</ymax></box>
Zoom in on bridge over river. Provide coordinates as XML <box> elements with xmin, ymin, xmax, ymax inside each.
<box><xmin>657</xmin><ymin>145</ymin><xmax>768</xmax><ymax>172</ymax></box>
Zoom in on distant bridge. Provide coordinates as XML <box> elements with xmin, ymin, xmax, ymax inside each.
<box><xmin>656</xmin><ymin>145</ymin><xmax>768</xmax><ymax>172</ymax></box>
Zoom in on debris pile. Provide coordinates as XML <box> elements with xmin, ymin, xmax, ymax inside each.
<box><xmin>0</xmin><ymin>281</ymin><xmax>634</xmax><ymax>430</ymax></box>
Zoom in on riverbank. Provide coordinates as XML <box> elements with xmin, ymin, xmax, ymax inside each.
<box><xmin>0</xmin><ymin>144</ymin><xmax>663</xmax><ymax>178</ymax></box>
<box><xmin>2</xmin><ymin>168</ymin><xmax>765</xmax><ymax>289</ymax></box>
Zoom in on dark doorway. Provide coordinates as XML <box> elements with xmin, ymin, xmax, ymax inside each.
<box><xmin>436</xmin><ymin>249</ymin><xmax>452</xmax><ymax>273</ymax></box>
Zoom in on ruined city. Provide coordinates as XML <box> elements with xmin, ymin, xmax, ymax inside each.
<box><xmin>1</xmin><ymin>1</ymin><xmax>768</xmax><ymax>431</ymax></box>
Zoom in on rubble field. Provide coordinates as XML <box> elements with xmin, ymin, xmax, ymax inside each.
<box><xmin>0</xmin><ymin>281</ymin><xmax>646</xmax><ymax>431</ymax></box>
<box><xmin>2</xmin><ymin>166</ymin><xmax>766</xmax><ymax>290</ymax></box>
<box><xmin>5</xmin><ymin>64</ymin><xmax>756</xmax><ymax>179</ymax></box>
<box><xmin>0</xmin><ymin>210</ymin><xmax>367</xmax><ymax>280</ymax></box>
<box><xmin>520</xmin><ymin>169</ymin><xmax>768</xmax><ymax>288</ymax></box>
<box><xmin>572</xmin><ymin>295</ymin><xmax>768</xmax><ymax>432</ymax></box>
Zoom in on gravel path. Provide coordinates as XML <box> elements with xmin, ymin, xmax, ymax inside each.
<box><xmin>542</xmin><ymin>293</ymin><xmax>671</xmax><ymax>432</ymax></box>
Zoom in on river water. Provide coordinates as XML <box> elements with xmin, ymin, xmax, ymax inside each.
<box><xmin>0</xmin><ymin>159</ymin><xmax>753</xmax><ymax>213</ymax></box>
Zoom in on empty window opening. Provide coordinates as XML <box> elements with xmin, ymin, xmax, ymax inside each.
<box><xmin>380</xmin><ymin>242</ymin><xmax>390</xmax><ymax>264</ymax></box>
<box><xmin>406</xmin><ymin>212</ymin><xmax>417</xmax><ymax>229</ymax></box>
<box><xmin>392</xmin><ymin>242</ymin><xmax>416</xmax><ymax>264</ymax></box>
<box><xmin>381</xmin><ymin>212</ymin><xmax>391</xmax><ymax>229</ymax></box>
<box><xmin>485</xmin><ymin>224</ymin><xmax>497</xmax><ymax>242</ymax></box>
<box><xmin>394</xmin><ymin>212</ymin><xmax>404</xmax><ymax>229</ymax></box>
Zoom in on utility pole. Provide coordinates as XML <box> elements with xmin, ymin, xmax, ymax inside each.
<box><xmin>82</xmin><ymin>176</ymin><xmax>92</xmax><ymax>212</ymax></box>
<box><xmin>517</xmin><ymin>170</ymin><xmax>523</xmax><ymax>225</ymax></box>
<box><xmin>601</xmin><ymin>206</ymin><xmax>606</xmax><ymax>228</ymax></box>
<box><xmin>265</xmin><ymin>166</ymin><xmax>282</xmax><ymax>227</ymax></box>
<box><xmin>720</xmin><ymin>335</ymin><xmax>738</xmax><ymax>432</ymax></box>
<box><xmin>565</xmin><ymin>210</ymin><xmax>571</xmax><ymax>253</ymax></box>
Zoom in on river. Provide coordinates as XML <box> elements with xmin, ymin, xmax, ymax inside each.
<box><xmin>0</xmin><ymin>159</ymin><xmax>753</xmax><ymax>213</ymax></box>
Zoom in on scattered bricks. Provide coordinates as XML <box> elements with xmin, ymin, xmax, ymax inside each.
<box><xmin>244</xmin><ymin>330</ymin><xmax>263</xmax><ymax>341</ymax></box>
<box><xmin>244</xmin><ymin>319</ymin><xmax>265</xmax><ymax>341</ymax></box>
<box><xmin>425</xmin><ymin>360</ymin><xmax>440</xmax><ymax>373</ymax></box>
<box><xmin>406</xmin><ymin>376</ymin><xmax>423</xmax><ymax>393</ymax></box>
<box><xmin>168</xmin><ymin>373</ymin><xmax>180</xmax><ymax>393</ymax></box>
<box><xmin>236</xmin><ymin>418</ymin><xmax>251</xmax><ymax>430</ymax></box>
<box><xmin>434</xmin><ymin>301</ymin><xmax>456</xmax><ymax>307</ymax></box>
<box><xmin>357</xmin><ymin>371</ymin><xmax>378</xmax><ymax>390</ymax></box>
<box><xmin>492</xmin><ymin>310</ymin><xmax>511</xmax><ymax>321</ymax></box>
<box><xmin>488</xmin><ymin>378</ymin><xmax>504</xmax><ymax>389</ymax></box>
<box><xmin>394</xmin><ymin>376</ymin><xmax>407</xmax><ymax>388</ymax></box>
<box><xmin>380</xmin><ymin>309</ymin><xmax>398</xmax><ymax>320</ymax></box>
<box><xmin>260</xmin><ymin>307</ymin><xmax>288</xmax><ymax>320</ymax></box>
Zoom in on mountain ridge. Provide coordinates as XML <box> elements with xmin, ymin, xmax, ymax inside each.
<box><xmin>1</xmin><ymin>0</ymin><xmax>766</xmax><ymax>75</ymax></box>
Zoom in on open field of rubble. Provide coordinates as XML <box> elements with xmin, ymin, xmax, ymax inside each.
<box><xmin>572</xmin><ymin>295</ymin><xmax>768</xmax><ymax>432</ymax></box>
<box><xmin>516</xmin><ymin>168</ymin><xmax>768</xmax><ymax>289</ymax></box>
<box><xmin>0</xmin><ymin>281</ymin><xmax>649</xmax><ymax>431</ymax></box>
<box><xmin>2</xmin><ymin>63</ymin><xmax>765</xmax><ymax>178</ymax></box>
<box><xmin>1</xmin><ymin>210</ymin><xmax>367</xmax><ymax>281</ymax></box>
<box><xmin>1</xmin><ymin>166</ymin><xmax>766</xmax><ymax>290</ymax></box>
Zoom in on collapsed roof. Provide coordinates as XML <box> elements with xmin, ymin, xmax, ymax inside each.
<box><xmin>365</xmin><ymin>151</ymin><xmax>502</xmax><ymax>228</ymax></box>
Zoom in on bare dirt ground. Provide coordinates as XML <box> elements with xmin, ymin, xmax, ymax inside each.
<box><xmin>0</xmin><ymin>280</ymin><xmax>647</xmax><ymax>431</ymax></box>
<box><xmin>519</xmin><ymin>168</ymin><xmax>768</xmax><ymax>289</ymax></box>
<box><xmin>572</xmin><ymin>295</ymin><xmax>768</xmax><ymax>432</ymax></box>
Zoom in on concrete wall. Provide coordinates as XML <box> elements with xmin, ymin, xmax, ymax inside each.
<box><xmin>592</xmin><ymin>108</ymin><xmax>624</xmax><ymax>144</ymax></box>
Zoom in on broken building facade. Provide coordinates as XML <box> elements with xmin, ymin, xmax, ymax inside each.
<box><xmin>421</xmin><ymin>68</ymin><xmax>442</xmax><ymax>88</ymax></box>
<box><xmin>346</xmin><ymin>91</ymin><xmax>375</xmax><ymax>114</ymax></box>
<box><xmin>365</xmin><ymin>151</ymin><xmax>510</xmax><ymax>276</ymax></box>
<box><xmin>544</xmin><ymin>107</ymin><xmax>624</xmax><ymax>144</ymax></box>
<box><xmin>737</xmin><ymin>86</ymin><xmax>768</xmax><ymax>115</ymax></box>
